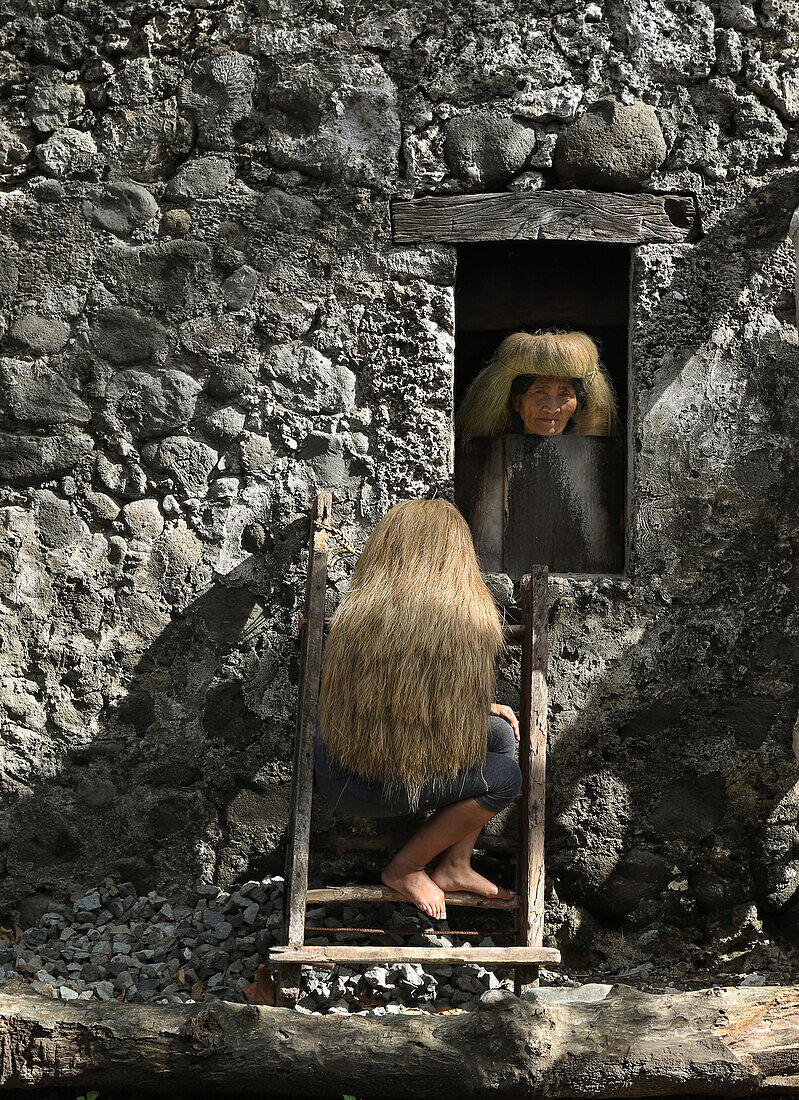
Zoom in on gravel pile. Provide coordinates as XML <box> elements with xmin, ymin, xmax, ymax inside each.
<box><xmin>0</xmin><ymin>876</ymin><xmax>525</xmax><ymax>1015</ymax></box>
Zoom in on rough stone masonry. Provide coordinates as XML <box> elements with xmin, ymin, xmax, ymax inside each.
<box><xmin>0</xmin><ymin>0</ymin><xmax>798</xmax><ymax>984</ymax></box>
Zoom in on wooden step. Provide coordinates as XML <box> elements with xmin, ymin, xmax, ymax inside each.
<box><xmin>305</xmin><ymin>885</ymin><xmax>518</xmax><ymax>909</ymax></box>
<box><xmin>270</xmin><ymin>945</ymin><xmax>560</xmax><ymax>966</ymax></box>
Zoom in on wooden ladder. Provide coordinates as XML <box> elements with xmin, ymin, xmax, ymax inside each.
<box><xmin>272</xmin><ymin>491</ymin><xmax>560</xmax><ymax>1006</ymax></box>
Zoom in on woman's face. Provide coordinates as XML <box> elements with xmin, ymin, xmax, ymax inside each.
<box><xmin>512</xmin><ymin>375</ymin><xmax>578</xmax><ymax>436</ymax></box>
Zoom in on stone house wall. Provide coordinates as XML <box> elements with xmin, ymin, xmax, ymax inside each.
<box><xmin>0</xmin><ymin>0</ymin><xmax>797</xmax><ymax>971</ymax></box>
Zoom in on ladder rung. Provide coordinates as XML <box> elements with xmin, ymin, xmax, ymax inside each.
<box><xmin>305</xmin><ymin>885</ymin><xmax>518</xmax><ymax>909</ymax></box>
<box><xmin>312</xmin><ymin>832</ymin><xmax>519</xmax><ymax>854</ymax></box>
<box><xmin>271</xmin><ymin>945</ymin><xmax>560</xmax><ymax>966</ymax></box>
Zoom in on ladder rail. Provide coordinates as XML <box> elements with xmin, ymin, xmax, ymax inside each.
<box><xmin>277</xmin><ymin>491</ymin><xmax>332</xmax><ymax>1007</ymax></box>
<box><xmin>515</xmin><ymin>566</ymin><xmax>549</xmax><ymax>994</ymax></box>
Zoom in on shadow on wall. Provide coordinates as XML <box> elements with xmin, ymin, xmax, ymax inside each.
<box><xmin>2</xmin><ymin>170</ymin><xmax>799</xmax><ymax>962</ymax></box>
<box><xmin>0</xmin><ymin>522</ymin><xmax>313</xmax><ymax>928</ymax></box>
<box><xmin>535</xmin><ymin>167</ymin><xmax>799</xmax><ymax>968</ymax></box>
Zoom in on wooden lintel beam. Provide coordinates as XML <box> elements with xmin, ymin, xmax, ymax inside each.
<box><xmin>391</xmin><ymin>189</ymin><xmax>698</xmax><ymax>245</ymax></box>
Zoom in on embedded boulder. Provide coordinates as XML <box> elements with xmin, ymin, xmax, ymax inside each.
<box><xmin>443</xmin><ymin>112</ymin><xmax>536</xmax><ymax>186</ymax></box>
<box><xmin>267</xmin><ymin>57</ymin><xmax>400</xmax><ymax>189</ymax></box>
<box><xmin>104</xmin><ymin>369</ymin><xmax>201</xmax><ymax>438</ymax></box>
<box><xmin>164</xmin><ymin>156</ymin><xmax>234</xmax><ymax>200</ymax></box>
<box><xmin>91</xmin><ymin>306</ymin><xmax>170</xmax><ymax>365</ymax></box>
<box><xmin>141</xmin><ymin>436</ymin><xmax>218</xmax><ymax>496</ymax></box>
<box><xmin>9</xmin><ymin>314</ymin><xmax>70</xmax><ymax>354</ymax></box>
<box><xmin>82</xmin><ymin>181</ymin><xmax>159</xmax><ymax>237</ymax></box>
<box><xmin>0</xmin><ymin>358</ymin><xmax>90</xmax><ymax>425</ymax></box>
<box><xmin>178</xmin><ymin>53</ymin><xmax>255</xmax><ymax>152</ymax></box>
<box><xmin>553</xmin><ymin>97</ymin><xmax>667</xmax><ymax>189</ymax></box>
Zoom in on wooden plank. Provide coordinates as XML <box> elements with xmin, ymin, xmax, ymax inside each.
<box><xmin>515</xmin><ymin>567</ymin><xmax>549</xmax><ymax>995</ymax></box>
<box><xmin>306</xmin><ymin>885</ymin><xmax>518</xmax><ymax>909</ymax></box>
<box><xmin>278</xmin><ymin>491</ymin><xmax>332</xmax><ymax>1007</ymax></box>
<box><xmin>456</xmin><ymin>436</ymin><xmax>626</xmax><ymax>578</ymax></box>
<box><xmin>504</xmin><ymin>435</ymin><xmax>625</xmax><ymax>576</ymax></box>
<box><xmin>312</xmin><ymin>832</ymin><xmax>519</xmax><ymax>853</ymax></box>
<box><xmin>270</xmin><ymin>945</ymin><xmax>561</xmax><ymax>966</ymax></box>
<box><xmin>392</xmin><ymin>189</ymin><xmax>697</xmax><ymax>245</ymax></box>
<box><xmin>454</xmin><ymin>437</ymin><xmax>506</xmax><ymax>572</ymax></box>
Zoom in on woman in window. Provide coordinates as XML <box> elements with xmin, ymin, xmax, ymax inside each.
<box><xmin>456</xmin><ymin>330</ymin><xmax>619</xmax><ymax>439</ymax></box>
<box><xmin>315</xmin><ymin>498</ymin><xmax>521</xmax><ymax>920</ymax></box>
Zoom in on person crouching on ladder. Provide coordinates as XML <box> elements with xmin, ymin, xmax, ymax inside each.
<box><xmin>314</xmin><ymin>498</ymin><xmax>521</xmax><ymax>921</ymax></box>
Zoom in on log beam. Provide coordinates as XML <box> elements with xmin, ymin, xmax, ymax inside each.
<box><xmin>1</xmin><ymin>984</ymin><xmax>799</xmax><ymax>1097</ymax></box>
<box><xmin>391</xmin><ymin>189</ymin><xmax>698</xmax><ymax>245</ymax></box>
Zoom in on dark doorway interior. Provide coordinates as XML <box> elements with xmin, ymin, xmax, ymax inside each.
<box><xmin>454</xmin><ymin>240</ymin><xmax>630</xmax><ymax>577</ymax></box>
<box><xmin>454</xmin><ymin>240</ymin><xmax>630</xmax><ymax>425</ymax></box>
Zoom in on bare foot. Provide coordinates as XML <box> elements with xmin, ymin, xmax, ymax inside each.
<box><xmin>381</xmin><ymin>860</ymin><xmax>447</xmax><ymax>920</ymax></box>
<box><xmin>430</xmin><ymin>860</ymin><xmax>515</xmax><ymax>901</ymax></box>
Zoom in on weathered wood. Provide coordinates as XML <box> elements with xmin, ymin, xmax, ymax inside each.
<box><xmin>456</xmin><ymin>435</ymin><xmax>626</xmax><ymax>578</ymax></box>
<box><xmin>278</xmin><ymin>491</ymin><xmax>332</xmax><ymax>1007</ymax></box>
<box><xmin>2</xmin><ymin>984</ymin><xmax>797</xmax><ymax>1097</ymax></box>
<box><xmin>269</xmin><ymin>945</ymin><xmax>560</xmax><ymax>965</ymax></box>
<box><xmin>515</xmin><ymin>567</ymin><xmax>549</xmax><ymax>995</ymax></box>
<box><xmin>392</xmin><ymin>189</ymin><xmax>697</xmax><ymax>245</ymax></box>
<box><xmin>305</xmin><ymin>885</ymin><xmax>518</xmax><ymax>909</ymax></box>
<box><xmin>313</xmin><ymin>831</ymin><xmax>519</xmax><ymax>853</ymax></box>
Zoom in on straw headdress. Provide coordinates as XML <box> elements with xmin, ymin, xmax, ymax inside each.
<box><xmin>456</xmin><ymin>330</ymin><xmax>619</xmax><ymax>439</ymax></box>
<box><xmin>319</xmin><ymin>499</ymin><xmax>504</xmax><ymax>809</ymax></box>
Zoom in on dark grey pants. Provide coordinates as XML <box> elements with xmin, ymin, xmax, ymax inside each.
<box><xmin>314</xmin><ymin>715</ymin><xmax>522</xmax><ymax>818</ymax></box>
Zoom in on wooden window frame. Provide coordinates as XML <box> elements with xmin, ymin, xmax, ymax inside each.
<box><xmin>390</xmin><ymin>188</ymin><xmax>700</xmax><ymax>578</ymax></box>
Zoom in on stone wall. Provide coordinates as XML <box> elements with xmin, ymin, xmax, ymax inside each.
<box><xmin>0</xmin><ymin>0</ymin><xmax>798</xmax><ymax>974</ymax></box>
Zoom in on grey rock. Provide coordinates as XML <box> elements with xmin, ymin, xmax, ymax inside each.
<box><xmin>521</xmin><ymin>983</ymin><xmax>613</xmax><ymax>1005</ymax></box>
<box><xmin>9</xmin><ymin>314</ymin><xmax>70</xmax><ymax>354</ymax></box>
<box><xmin>92</xmin><ymin>305</ymin><xmax>169</xmax><ymax>365</ymax></box>
<box><xmin>0</xmin><ymin>429</ymin><xmax>92</xmax><ymax>481</ymax></box>
<box><xmin>105</xmin><ymin>369</ymin><xmax>201</xmax><ymax>438</ymax></box>
<box><xmin>179</xmin><ymin>53</ymin><xmax>255</xmax><ymax>152</ymax></box>
<box><xmin>268</xmin><ymin>57</ymin><xmax>400</xmax><ymax>188</ymax></box>
<box><xmin>141</xmin><ymin>436</ymin><xmax>218</xmax><ymax>496</ymax></box>
<box><xmin>239</xmin><ymin>433</ymin><xmax>276</xmax><ymax>477</ymax></box>
<box><xmin>444</xmin><ymin>112</ymin><xmax>536</xmax><ymax>185</ymax></box>
<box><xmin>256</xmin><ymin>189</ymin><xmax>321</xmax><ymax>229</ymax></box>
<box><xmin>74</xmin><ymin>892</ymin><xmax>102</xmax><ymax>913</ymax></box>
<box><xmin>207</xmin><ymin>363</ymin><xmax>255</xmax><ymax>400</ymax></box>
<box><xmin>122</xmin><ymin>498</ymin><xmax>164</xmax><ymax>540</ymax></box>
<box><xmin>35</xmin><ymin>490</ymin><xmax>88</xmax><ymax>548</ymax></box>
<box><xmin>94</xmin><ymin>980</ymin><xmax>116</xmax><ymax>1000</ymax></box>
<box><xmin>0</xmin><ymin>359</ymin><xmax>90</xmax><ymax>425</ymax></box>
<box><xmin>196</xmin><ymin>884</ymin><xmax>222</xmax><ymax>898</ymax></box>
<box><xmin>76</xmin><ymin>777</ymin><xmax>118</xmax><ymax>810</ymax></box>
<box><xmin>553</xmin><ymin>97</ymin><xmax>667</xmax><ymax>189</ymax></box>
<box><xmin>165</xmin><ymin>156</ymin><xmax>234</xmax><ymax>200</ymax></box>
<box><xmin>213</xmin><ymin>921</ymin><xmax>233</xmax><ymax>940</ymax></box>
<box><xmin>201</xmin><ymin>406</ymin><xmax>246</xmax><ymax>444</ymax></box>
<box><xmin>27</xmin><ymin>80</ymin><xmax>85</xmax><ymax>133</ymax></box>
<box><xmin>83</xmin><ymin>182</ymin><xmax>159</xmax><ymax>237</ymax></box>
<box><xmin>34</xmin><ymin>128</ymin><xmax>100</xmax><ymax>179</ymax></box>
<box><xmin>265</xmin><ymin>344</ymin><xmax>356</xmax><ymax>414</ymax></box>
<box><xmin>222</xmin><ymin>265</ymin><xmax>258</xmax><ymax>310</ymax></box>
<box><xmin>96</xmin><ymin>100</ymin><xmax>194</xmax><ymax>182</ymax></box>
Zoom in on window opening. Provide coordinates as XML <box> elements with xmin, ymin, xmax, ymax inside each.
<box><xmin>454</xmin><ymin>240</ymin><xmax>630</xmax><ymax>577</ymax></box>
